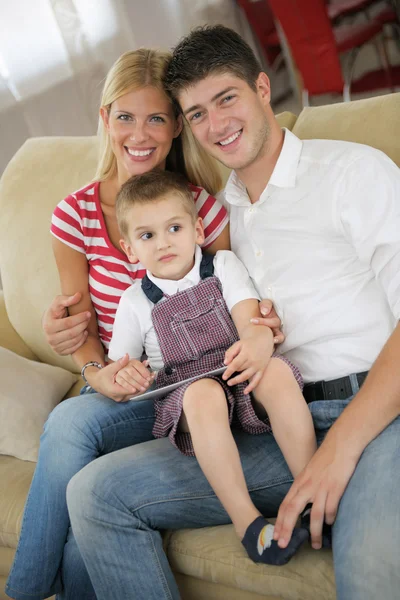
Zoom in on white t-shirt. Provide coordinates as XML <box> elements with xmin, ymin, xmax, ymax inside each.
<box><xmin>219</xmin><ymin>129</ymin><xmax>400</xmax><ymax>383</ymax></box>
<box><xmin>108</xmin><ymin>246</ymin><xmax>260</xmax><ymax>370</ymax></box>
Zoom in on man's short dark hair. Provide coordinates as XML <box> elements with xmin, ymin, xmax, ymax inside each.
<box><xmin>165</xmin><ymin>25</ymin><xmax>262</xmax><ymax>104</ymax></box>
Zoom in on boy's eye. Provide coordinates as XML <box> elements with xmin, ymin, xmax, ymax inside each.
<box><xmin>169</xmin><ymin>225</ymin><xmax>181</xmax><ymax>233</ymax></box>
<box><xmin>140</xmin><ymin>232</ymin><xmax>152</xmax><ymax>240</ymax></box>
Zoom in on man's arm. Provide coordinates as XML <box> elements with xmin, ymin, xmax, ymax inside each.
<box><xmin>274</xmin><ymin>149</ymin><xmax>400</xmax><ymax>549</ymax></box>
<box><xmin>274</xmin><ymin>321</ymin><xmax>400</xmax><ymax>549</ymax></box>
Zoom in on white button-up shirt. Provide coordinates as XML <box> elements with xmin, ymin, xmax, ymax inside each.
<box><xmin>108</xmin><ymin>246</ymin><xmax>260</xmax><ymax>371</ymax></box>
<box><xmin>219</xmin><ymin>129</ymin><xmax>400</xmax><ymax>383</ymax></box>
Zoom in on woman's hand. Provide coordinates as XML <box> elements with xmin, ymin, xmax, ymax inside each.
<box><xmin>84</xmin><ymin>355</ymin><xmax>142</xmax><ymax>402</ymax></box>
<box><xmin>251</xmin><ymin>299</ymin><xmax>285</xmax><ymax>344</ymax></box>
<box><xmin>114</xmin><ymin>358</ymin><xmax>155</xmax><ymax>396</ymax></box>
<box><xmin>42</xmin><ymin>292</ymin><xmax>91</xmax><ymax>355</ymax></box>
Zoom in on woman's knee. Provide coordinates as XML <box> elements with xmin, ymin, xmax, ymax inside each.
<box><xmin>43</xmin><ymin>393</ymin><xmax>106</xmax><ymax>446</ymax></box>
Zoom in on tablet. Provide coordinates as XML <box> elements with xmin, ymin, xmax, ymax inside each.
<box><xmin>129</xmin><ymin>366</ymin><xmax>227</xmax><ymax>402</ymax></box>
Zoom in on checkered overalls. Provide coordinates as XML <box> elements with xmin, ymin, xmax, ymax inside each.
<box><xmin>141</xmin><ymin>254</ymin><xmax>301</xmax><ymax>456</ymax></box>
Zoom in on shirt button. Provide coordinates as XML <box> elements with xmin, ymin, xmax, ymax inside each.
<box><xmin>248</xmin><ymin>207</ymin><xmax>254</xmax><ymax>213</ymax></box>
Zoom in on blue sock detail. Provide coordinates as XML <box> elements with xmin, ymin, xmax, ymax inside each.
<box><xmin>242</xmin><ymin>516</ymin><xmax>308</xmax><ymax>566</ymax></box>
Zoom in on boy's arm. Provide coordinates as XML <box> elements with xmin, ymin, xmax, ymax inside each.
<box><xmin>223</xmin><ymin>298</ymin><xmax>274</xmax><ymax>393</ymax></box>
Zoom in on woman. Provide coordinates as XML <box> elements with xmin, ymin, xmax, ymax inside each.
<box><xmin>6</xmin><ymin>49</ymin><xmax>281</xmax><ymax>600</ymax></box>
<box><xmin>5</xmin><ymin>48</ymin><xmax>231</xmax><ymax>600</ymax></box>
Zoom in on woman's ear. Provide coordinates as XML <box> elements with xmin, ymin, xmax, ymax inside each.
<box><xmin>100</xmin><ymin>106</ymin><xmax>110</xmax><ymax>131</ymax></box>
<box><xmin>173</xmin><ymin>113</ymin><xmax>183</xmax><ymax>138</ymax></box>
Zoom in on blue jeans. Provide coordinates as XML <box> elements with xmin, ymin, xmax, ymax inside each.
<box><xmin>5</xmin><ymin>392</ymin><xmax>156</xmax><ymax>600</ymax></box>
<box><xmin>66</xmin><ymin>398</ymin><xmax>400</xmax><ymax>600</ymax></box>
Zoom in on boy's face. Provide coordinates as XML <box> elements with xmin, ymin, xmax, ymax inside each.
<box><xmin>120</xmin><ymin>194</ymin><xmax>204</xmax><ymax>280</ymax></box>
<box><xmin>178</xmin><ymin>72</ymin><xmax>272</xmax><ymax>172</ymax></box>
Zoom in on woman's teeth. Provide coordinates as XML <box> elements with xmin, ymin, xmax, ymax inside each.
<box><xmin>127</xmin><ymin>148</ymin><xmax>153</xmax><ymax>156</ymax></box>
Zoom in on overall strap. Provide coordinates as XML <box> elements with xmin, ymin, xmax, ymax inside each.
<box><xmin>199</xmin><ymin>252</ymin><xmax>215</xmax><ymax>279</ymax></box>
<box><xmin>141</xmin><ymin>253</ymin><xmax>215</xmax><ymax>304</ymax></box>
<box><xmin>141</xmin><ymin>275</ymin><xmax>164</xmax><ymax>304</ymax></box>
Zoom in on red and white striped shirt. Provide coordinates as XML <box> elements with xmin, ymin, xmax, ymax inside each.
<box><xmin>51</xmin><ymin>181</ymin><xmax>228</xmax><ymax>350</ymax></box>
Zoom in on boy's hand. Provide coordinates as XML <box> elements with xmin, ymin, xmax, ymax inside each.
<box><xmin>222</xmin><ymin>327</ymin><xmax>274</xmax><ymax>393</ymax></box>
<box><xmin>114</xmin><ymin>357</ymin><xmax>155</xmax><ymax>396</ymax></box>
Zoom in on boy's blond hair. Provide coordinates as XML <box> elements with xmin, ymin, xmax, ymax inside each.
<box><xmin>116</xmin><ymin>171</ymin><xmax>198</xmax><ymax>240</ymax></box>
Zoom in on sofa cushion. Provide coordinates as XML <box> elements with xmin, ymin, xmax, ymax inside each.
<box><xmin>166</xmin><ymin>524</ymin><xmax>335</xmax><ymax>599</ymax></box>
<box><xmin>0</xmin><ymin>348</ymin><xmax>76</xmax><ymax>462</ymax></box>
<box><xmin>0</xmin><ymin>455</ymin><xmax>35</xmax><ymax>549</ymax></box>
<box><xmin>292</xmin><ymin>93</ymin><xmax>400</xmax><ymax>167</ymax></box>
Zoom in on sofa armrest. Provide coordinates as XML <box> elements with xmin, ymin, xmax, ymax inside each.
<box><xmin>0</xmin><ymin>291</ymin><xmax>39</xmax><ymax>360</ymax></box>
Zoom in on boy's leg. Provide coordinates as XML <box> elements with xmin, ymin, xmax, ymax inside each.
<box><xmin>5</xmin><ymin>393</ymin><xmax>155</xmax><ymax>600</ymax></box>
<box><xmin>183</xmin><ymin>378</ymin><xmax>308</xmax><ymax>565</ymax></box>
<box><xmin>181</xmin><ymin>378</ymin><xmax>260</xmax><ymax>537</ymax></box>
<box><xmin>253</xmin><ymin>357</ymin><xmax>316</xmax><ymax>477</ymax></box>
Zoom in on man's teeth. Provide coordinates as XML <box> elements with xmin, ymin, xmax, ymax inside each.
<box><xmin>219</xmin><ymin>131</ymin><xmax>241</xmax><ymax>146</ymax></box>
<box><xmin>127</xmin><ymin>148</ymin><xmax>153</xmax><ymax>156</ymax></box>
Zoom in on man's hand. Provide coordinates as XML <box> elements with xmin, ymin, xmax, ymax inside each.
<box><xmin>273</xmin><ymin>432</ymin><xmax>359</xmax><ymax>549</ymax></box>
<box><xmin>251</xmin><ymin>299</ymin><xmax>285</xmax><ymax>344</ymax></box>
<box><xmin>223</xmin><ymin>327</ymin><xmax>273</xmax><ymax>393</ymax></box>
<box><xmin>42</xmin><ymin>292</ymin><xmax>91</xmax><ymax>355</ymax></box>
<box><xmin>114</xmin><ymin>358</ymin><xmax>155</xmax><ymax>395</ymax></box>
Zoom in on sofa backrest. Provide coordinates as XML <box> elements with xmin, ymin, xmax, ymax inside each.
<box><xmin>0</xmin><ymin>95</ymin><xmax>398</xmax><ymax>372</ymax></box>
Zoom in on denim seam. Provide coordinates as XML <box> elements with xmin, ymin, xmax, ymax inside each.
<box><xmin>127</xmin><ymin>476</ymin><xmax>293</xmax><ymax>513</ymax></box>
<box><xmin>147</xmin><ymin>523</ymin><xmax>174</xmax><ymax>600</ymax></box>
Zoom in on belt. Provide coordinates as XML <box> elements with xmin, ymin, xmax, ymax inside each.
<box><xmin>303</xmin><ymin>371</ymin><xmax>368</xmax><ymax>403</ymax></box>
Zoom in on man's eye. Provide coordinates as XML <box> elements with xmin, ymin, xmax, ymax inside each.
<box><xmin>141</xmin><ymin>232</ymin><xmax>152</xmax><ymax>240</ymax></box>
<box><xmin>222</xmin><ymin>95</ymin><xmax>234</xmax><ymax>103</ymax></box>
<box><xmin>169</xmin><ymin>225</ymin><xmax>181</xmax><ymax>233</ymax></box>
<box><xmin>190</xmin><ymin>111</ymin><xmax>202</xmax><ymax>122</ymax></box>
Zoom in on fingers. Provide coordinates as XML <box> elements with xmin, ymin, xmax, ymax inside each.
<box><xmin>226</xmin><ymin>367</ymin><xmax>255</xmax><ymax>387</ymax></box>
<box><xmin>244</xmin><ymin>370</ymin><xmax>263</xmax><ymax>394</ymax></box>
<box><xmin>223</xmin><ymin>342</ymin><xmax>242</xmax><ymax>380</ymax></box>
<box><xmin>272</xmin><ymin>330</ymin><xmax>285</xmax><ymax>344</ymax></box>
<box><xmin>273</xmin><ymin>485</ymin><xmax>308</xmax><ymax>548</ymax></box>
<box><xmin>55</xmin><ymin>331</ymin><xmax>89</xmax><ymax>355</ymax></box>
<box><xmin>116</xmin><ymin>366</ymin><xmax>154</xmax><ymax>392</ymax></box>
<box><xmin>250</xmin><ymin>316</ymin><xmax>281</xmax><ymax>330</ymax></box>
<box><xmin>308</xmin><ymin>491</ymin><xmax>327</xmax><ymax>549</ymax></box>
<box><xmin>259</xmin><ymin>298</ymin><xmax>273</xmax><ymax>316</ymax></box>
<box><xmin>49</xmin><ymin>293</ymin><xmax>82</xmax><ymax>319</ymax></box>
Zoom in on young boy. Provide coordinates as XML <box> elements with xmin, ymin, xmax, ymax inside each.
<box><xmin>107</xmin><ymin>169</ymin><xmax>316</xmax><ymax>565</ymax></box>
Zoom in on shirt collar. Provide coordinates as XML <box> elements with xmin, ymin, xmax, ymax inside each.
<box><xmin>147</xmin><ymin>244</ymin><xmax>202</xmax><ymax>295</ymax></box>
<box><xmin>224</xmin><ymin>128</ymin><xmax>303</xmax><ymax>205</ymax></box>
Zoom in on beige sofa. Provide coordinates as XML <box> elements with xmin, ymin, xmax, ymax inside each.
<box><xmin>1</xmin><ymin>92</ymin><xmax>399</xmax><ymax>600</ymax></box>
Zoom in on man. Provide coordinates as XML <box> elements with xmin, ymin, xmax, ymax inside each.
<box><xmin>67</xmin><ymin>26</ymin><xmax>400</xmax><ymax>599</ymax></box>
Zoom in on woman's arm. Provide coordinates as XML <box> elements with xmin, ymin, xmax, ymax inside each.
<box><xmin>205</xmin><ymin>223</ymin><xmax>230</xmax><ymax>253</ymax></box>
<box><xmin>52</xmin><ymin>238</ymin><xmax>106</xmax><ymax>369</ymax></box>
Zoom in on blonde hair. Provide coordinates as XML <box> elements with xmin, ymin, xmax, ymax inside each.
<box><xmin>116</xmin><ymin>171</ymin><xmax>197</xmax><ymax>240</ymax></box>
<box><xmin>95</xmin><ymin>48</ymin><xmax>222</xmax><ymax>195</ymax></box>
